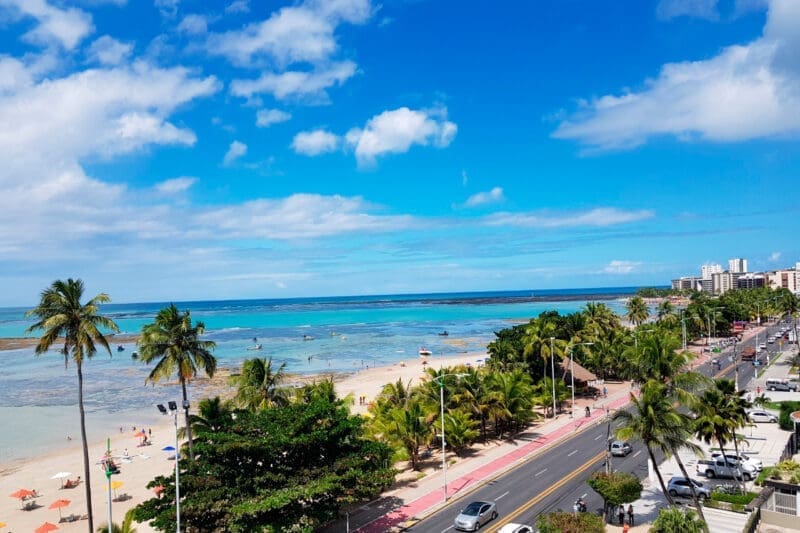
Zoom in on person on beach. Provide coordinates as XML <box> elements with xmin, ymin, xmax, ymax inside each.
<box><xmin>618</xmin><ymin>505</ymin><xmax>625</xmax><ymax>525</ymax></box>
<box><xmin>602</xmin><ymin>386</ymin><xmax>607</xmax><ymax>398</ymax></box>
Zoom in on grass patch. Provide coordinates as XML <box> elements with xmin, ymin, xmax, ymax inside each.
<box><xmin>755</xmin><ymin>466</ymin><xmax>776</xmax><ymax>486</ymax></box>
<box><xmin>710</xmin><ymin>491</ymin><xmax>758</xmax><ymax>506</ymax></box>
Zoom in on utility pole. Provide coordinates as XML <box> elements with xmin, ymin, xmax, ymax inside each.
<box><xmin>681</xmin><ymin>310</ymin><xmax>687</xmax><ymax>351</ymax></box>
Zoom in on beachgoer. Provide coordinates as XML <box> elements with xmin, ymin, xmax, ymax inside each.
<box><xmin>756</xmin><ymin>386</ymin><xmax>761</xmax><ymax>395</ymax></box>
<box><xmin>123</xmin><ymin>448</ymin><xmax>129</xmax><ymax>457</ymax></box>
<box><xmin>148</xmin><ymin>428</ymin><xmax>152</xmax><ymax>436</ymax></box>
<box><xmin>585</xmin><ymin>406</ymin><xmax>591</xmax><ymax>418</ymax></box>
<box><xmin>618</xmin><ymin>505</ymin><xmax>624</xmax><ymax>525</ymax></box>
<box><xmin>627</xmin><ymin>504</ymin><xmax>634</xmax><ymax>525</ymax></box>
<box><xmin>602</xmin><ymin>386</ymin><xmax>607</xmax><ymax>398</ymax></box>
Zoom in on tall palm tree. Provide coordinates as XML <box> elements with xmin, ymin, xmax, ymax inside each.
<box><xmin>97</xmin><ymin>510</ymin><xmax>138</xmax><ymax>533</ymax></box>
<box><xmin>626</xmin><ymin>296</ymin><xmax>650</xmax><ymax>327</ymax></box>
<box><xmin>583</xmin><ymin>301</ymin><xmax>621</xmax><ymax>337</ymax></box>
<box><xmin>233</xmin><ymin>357</ymin><xmax>288</xmax><ymax>410</ymax></box>
<box><xmin>138</xmin><ymin>304</ymin><xmax>216</xmax><ymax>461</ymax></box>
<box><xmin>656</xmin><ymin>300</ymin><xmax>677</xmax><ymax>325</ymax></box>
<box><xmin>26</xmin><ymin>278</ymin><xmax>119</xmax><ymax>533</ymax></box>
<box><xmin>485</xmin><ymin>369</ymin><xmax>534</xmax><ymax>437</ymax></box>
<box><xmin>451</xmin><ymin>367</ymin><xmax>496</xmax><ymax>440</ymax></box>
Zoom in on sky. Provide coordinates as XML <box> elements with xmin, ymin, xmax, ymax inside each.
<box><xmin>0</xmin><ymin>0</ymin><xmax>798</xmax><ymax>306</ymax></box>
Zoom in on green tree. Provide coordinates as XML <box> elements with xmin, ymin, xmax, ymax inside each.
<box><xmin>626</xmin><ymin>296</ymin><xmax>649</xmax><ymax>327</ymax></box>
<box><xmin>138</xmin><ymin>304</ymin><xmax>217</xmax><ymax>461</ymax></box>
<box><xmin>179</xmin><ymin>396</ymin><xmax>233</xmax><ymax>440</ymax></box>
<box><xmin>651</xmin><ymin>507</ymin><xmax>707</xmax><ymax>533</ymax></box>
<box><xmin>96</xmin><ymin>510</ymin><xmax>138</xmax><ymax>533</ymax></box>
<box><xmin>656</xmin><ymin>300</ymin><xmax>677</xmax><ymax>325</ymax></box>
<box><xmin>536</xmin><ymin>511</ymin><xmax>605</xmax><ymax>533</ymax></box>
<box><xmin>485</xmin><ymin>369</ymin><xmax>535</xmax><ymax>437</ymax></box>
<box><xmin>26</xmin><ymin>278</ymin><xmax>119</xmax><ymax>533</ymax></box>
<box><xmin>233</xmin><ymin>357</ymin><xmax>288</xmax><ymax>411</ymax></box>
<box><xmin>442</xmin><ymin>409</ymin><xmax>480</xmax><ymax>455</ymax></box>
<box><xmin>586</xmin><ymin>471</ymin><xmax>642</xmax><ymax>522</ymax></box>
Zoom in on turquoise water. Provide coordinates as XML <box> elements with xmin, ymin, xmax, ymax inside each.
<box><xmin>2</xmin><ymin>289</ymin><xmax>633</xmax><ymax>462</ymax></box>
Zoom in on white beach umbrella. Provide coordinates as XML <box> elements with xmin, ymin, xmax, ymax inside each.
<box><xmin>50</xmin><ymin>472</ymin><xmax>71</xmax><ymax>488</ymax></box>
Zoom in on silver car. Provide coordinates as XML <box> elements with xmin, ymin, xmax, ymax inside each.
<box><xmin>748</xmin><ymin>409</ymin><xmax>778</xmax><ymax>423</ymax></box>
<box><xmin>667</xmin><ymin>476</ymin><xmax>711</xmax><ymax>500</ymax></box>
<box><xmin>454</xmin><ymin>501</ymin><xmax>498</xmax><ymax>531</ymax></box>
<box><xmin>610</xmin><ymin>440</ymin><xmax>632</xmax><ymax>457</ymax></box>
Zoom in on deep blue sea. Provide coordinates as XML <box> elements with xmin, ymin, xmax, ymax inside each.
<box><xmin>1</xmin><ymin>288</ymin><xmax>636</xmax><ymax>462</ymax></box>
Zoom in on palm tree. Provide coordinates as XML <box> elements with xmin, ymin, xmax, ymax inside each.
<box><xmin>442</xmin><ymin>409</ymin><xmax>479</xmax><ymax>455</ymax></box>
<box><xmin>179</xmin><ymin>396</ymin><xmax>233</xmax><ymax>439</ymax></box>
<box><xmin>485</xmin><ymin>369</ymin><xmax>534</xmax><ymax>437</ymax></box>
<box><xmin>656</xmin><ymin>300</ymin><xmax>677</xmax><ymax>325</ymax></box>
<box><xmin>583</xmin><ymin>301</ymin><xmax>621</xmax><ymax>337</ymax></box>
<box><xmin>138</xmin><ymin>304</ymin><xmax>217</xmax><ymax>461</ymax></box>
<box><xmin>651</xmin><ymin>507</ymin><xmax>707</xmax><ymax>533</ymax></box>
<box><xmin>233</xmin><ymin>357</ymin><xmax>288</xmax><ymax>410</ymax></box>
<box><xmin>626</xmin><ymin>296</ymin><xmax>649</xmax><ymax>327</ymax></box>
<box><xmin>96</xmin><ymin>510</ymin><xmax>137</xmax><ymax>533</ymax></box>
<box><xmin>451</xmin><ymin>367</ymin><xmax>496</xmax><ymax>440</ymax></box>
<box><xmin>26</xmin><ymin>278</ymin><xmax>119</xmax><ymax>533</ymax></box>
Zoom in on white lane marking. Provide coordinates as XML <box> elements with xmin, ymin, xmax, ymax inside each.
<box><xmin>441</xmin><ymin>527</ymin><xmax>454</xmax><ymax>533</ymax></box>
<box><xmin>594</xmin><ymin>434</ymin><xmax>602</xmax><ymax>441</ymax></box>
<box><xmin>568</xmin><ymin>450</ymin><xmax>578</xmax><ymax>457</ymax></box>
<box><xmin>496</xmin><ymin>490</ymin><xmax>510</xmax><ymax>500</ymax></box>
<box><xmin>633</xmin><ymin>450</ymin><xmax>642</xmax><ymax>458</ymax></box>
<box><xmin>534</xmin><ymin>468</ymin><xmax>547</xmax><ymax>477</ymax></box>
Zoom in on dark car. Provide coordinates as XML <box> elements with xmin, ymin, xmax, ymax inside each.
<box><xmin>454</xmin><ymin>501</ymin><xmax>498</xmax><ymax>531</ymax></box>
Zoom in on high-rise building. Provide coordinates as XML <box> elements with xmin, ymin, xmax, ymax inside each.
<box><xmin>701</xmin><ymin>263</ymin><xmax>722</xmax><ymax>280</ymax></box>
<box><xmin>711</xmin><ymin>272</ymin><xmax>734</xmax><ymax>295</ymax></box>
<box><xmin>768</xmin><ymin>269</ymin><xmax>798</xmax><ymax>293</ymax></box>
<box><xmin>728</xmin><ymin>258</ymin><xmax>748</xmax><ymax>273</ymax></box>
<box><xmin>796</xmin><ymin>262</ymin><xmax>800</xmax><ymax>294</ymax></box>
<box><xmin>737</xmin><ymin>273</ymin><xmax>766</xmax><ymax>289</ymax></box>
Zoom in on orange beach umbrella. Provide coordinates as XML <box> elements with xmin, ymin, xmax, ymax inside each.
<box><xmin>9</xmin><ymin>489</ymin><xmax>34</xmax><ymax>500</ymax></box>
<box><xmin>35</xmin><ymin>522</ymin><xmax>59</xmax><ymax>533</ymax></box>
<box><xmin>48</xmin><ymin>499</ymin><xmax>70</xmax><ymax>519</ymax></box>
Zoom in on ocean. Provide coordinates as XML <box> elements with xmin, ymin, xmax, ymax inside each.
<box><xmin>1</xmin><ymin>288</ymin><xmax>635</xmax><ymax>463</ymax></box>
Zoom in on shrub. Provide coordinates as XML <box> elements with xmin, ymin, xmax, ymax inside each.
<box><xmin>777</xmin><ymin>401</ymin><xmax>800</xmax><ymax>431</ymax></box>
<box><xmin>710</xmin><ymin>490</ymin><xmax>758</xmax><ymax>505</ymax></box>
<box><xmin>536</xmin><ymin>511</ymin><xmax>605</xmax><ymax>533</ymax></box>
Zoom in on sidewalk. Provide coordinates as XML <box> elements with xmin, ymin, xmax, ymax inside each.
<box><xmin>356</xmin><ymin>383</ymin><xmax>635</xmax><ymax>532</ymax></box>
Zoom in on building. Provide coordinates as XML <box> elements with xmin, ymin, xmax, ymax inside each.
<box><xmin>701</xmin><ymin>263</ymin><xmax>723</xmax><ymax>280</ymax></box>
<box><xmin>738</xmin><ymin>273</ymin><xmax>766</xmax><ymax>289</ymax></box>
<box><xmin>729</xmin><ymin>258</ymin><xmax>748</xmax><ymax>273</ymax></box>
<box><xmin>767</xmin><ymin>269</ymin><xmax>798</xmax><ymax>293</ymax></box>
<box><xmin>671</xmin><ymin>276</ymin><xmax>703</xmax><ymax>291</ymax></box>
<box><xmin>796</xmin><ymin>262</ymin><xmax>800</xmax><ymax>294</ymax></box>
<box><xmin>711</xmin><ymin>271</ymin><xmax>734</xmax><ymax>295</ymax></box>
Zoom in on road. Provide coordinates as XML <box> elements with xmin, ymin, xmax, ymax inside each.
<box><xmin>407</xmin><ymin>321</ymin><xmax>791</xmax><ymax>532</ymax></box>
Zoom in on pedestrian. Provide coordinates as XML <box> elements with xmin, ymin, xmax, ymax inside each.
<box><xmin>628</xmin><ymin>504</ymin><xmax>634</xmax><ymax>525</ymax></box>
<box><xmin>757</xmin><ymin>386</ymin><xmax>761</xmax><ymax>395</ymax></box>
<box><xmin>618</xmin><ymin>505</ymin><xmax>625</xmax><ymax>526</ymax></box>
<box><xmin>602</xmin><ymin>386</ymin><xmax>607</xmax><ymax>398</ymax></box>
<box><xmin>585</xmin><ymin>406</ymin><xmax>591</xmax><ymax>418</ymax></box>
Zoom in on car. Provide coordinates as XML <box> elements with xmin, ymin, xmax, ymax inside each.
<box><xmin>759</xmin><ymin>343</ymin><xmax>767</xmax><ymax>351</ymax></box>
<box><xmin>748</xmin><ymin>409</ymin><xmax>778</xmax><ymax>423</ymax></box>
<box><xmin>498</xmin><ymin>524</ymin><xmax>534</xmax><ymax>533</ymax></box>
<box><xmin>710</xmin><ymin>452</ymin><xmax>763</xmax><ymax>471</ymax></box>
<box><xmin>454</xmin><ymin>501</ymin><xmax>498</xmax><ymax>531</ymax></box>
<box><xmin>667</xmin><ymin>476</ymin><xmax>711</xmax><ymax>499</ymax></box>
<box><xmin>610</xmin><ymin>440</ymin><xmax>632</xmax><ymax>457</ymax></box>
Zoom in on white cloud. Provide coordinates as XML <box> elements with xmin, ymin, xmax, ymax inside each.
<box><xmin>154</xmin><ymin>0</ymin><xmax>179</xmax><ymax>18</ymax></box>
<box><xmin>769</xmin><ymin>251</ymin><xmax>781</xmax><ymax>261</ymax></box>
<box><xmin>484</xmin><ymin>208</ymin><xmax>654</xmax><ymax>228</ymax></box>
<box><xmin>461</xmin><ymin>170</ymin><xmax>468</xmax><ymax>186</ymax></box>
<box><xmin>225</xmin><ymin>0</ymin><xmax>249</xmax><ymax>14</ymax></box>
<box><xmin>603</xmin><ymin>260</ymin><xmax>642</xmax><ymax>274</ymax></box>
<box><xmin>0</xmin><ymin>0</ymin><xmax>94</xmax><ymax>50</ymax></box>
<box><xmin>291</xmin><ymin>129</ymin><xmax>339</xmax><ymax>155</ymax></box>
<box><xmin>554</xmin><ymin>0</ymin><xmax>800</xmax><ymax>151</ymax></box>
<box><xmin>230</xmin><ymin>61</ymin><xmax>356</xmax><ymax>100</ymax></box>
<box><xmin>657</xmin><ymin>0</ymin><xmax>719</xmax><ymax>20</ymax></box>
<box><xmin>345</xmin><ymin>107</ymin><xmax>457</xmax><ymax>166</ymax></box>
<box><xmin>177</xmin><ymin>14</ymin><xmax>208</xmax><ymax>35</ymax></box>
<box><xmin>155</xmin><ymin>176</ymin><xmax>197</xmax><ymax>194</ymax></box>
<box><xmin>208</xmin><ymin>0</ymin><xmax>371</xmax><ymax>67</ymax></box>
<box><xmin>87</xmin><ymin>35</ymin><xmax>133</xmax><ymax>65</ymax></box>
<box><xmin>256</xmin><ymin>108</ymin><xmax>291</xmax><ymax>127</ymax></box>
<box><xmin>223</xmin><ymin>140</ymin><xmax>247</xmax><ymax>165</ymax></box>
<box><xmin>465</xmin><ymin>187</ymin><xmax>505</xmax><ymax>207</ymax></box>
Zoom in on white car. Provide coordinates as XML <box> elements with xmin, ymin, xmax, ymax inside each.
<box><xmin>498</xmin><ymin>525</ymin><xmax>534</xmax><ymax>533</ymax></box>
<box><xmin>758</xmin><ymin>343</ymin><xmax>767</xmax><ymax>351</ymax></box>
<box><xmin>711</xmin><ymin>452</ymin><xmax>762</xmax><ymax>471</ymax></box>
<box><xmin>748</xmin><ymin>410</ymin><xmax>778</xmax><ymax>423</ymax></box>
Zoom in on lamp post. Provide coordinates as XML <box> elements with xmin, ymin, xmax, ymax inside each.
<box><xmin>569</xmin><ymin>343</ymin><xmax>594</xmax><ymax>418</ymax></box>
<box><xmin>550</xmin><ymin>337</ymin><xmax>557</xmax><ymax>418</ymax></box>
<box><xmin>434</xmin><ymin>372</ymin><xmax>467</xmax><ymax>503</ymax></box>
<box><xmin>105</xmin><ymin>437</ymin><xmax>113</xmax><ymax>533</ymax></box>
<box><xmin>681</xmin><ymin>309</ymin><xmax>687</xmax><ymax>351</ymax></box>
<box><xmin>732</xmin><ymin>338</ymin><xmax>739</xmax><ymax>392</ymax></box>
<box><xmin>157</xmin><ymin>401</ymin><xmax>186</xmax><ymax>533</ymax></box>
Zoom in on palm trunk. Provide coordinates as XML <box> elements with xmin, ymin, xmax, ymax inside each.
<box><xmin>731</xmin><ymin>432</ymin><xmax>747</xmax><ymax>493</ymax></box>
<box><xmin>647</xmin><ymin>446</ymin><xmax>674</xmax><ymax>505</ymax></box>
<box><xmin>673</xmin><ymin>448</ymin><xmax>707</xmax><ymax>523</ymax></box>
<box><xmin>181</xmin><ymin>378</ymin><xmax>194</xmax><ymax>461</ymax></box>
<box><xmin>78</xmin><ymin>362</ymin><xmax>94</xmax><ymax>533</ymax></box>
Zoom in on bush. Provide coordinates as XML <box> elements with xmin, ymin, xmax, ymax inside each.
<box><xmin>777</xmin><ymin>401</ymin><xmax>800</xmax><ymax>431</ymax></box>
<box><xmin>536</xmin><ymin>511</ymin><xmax>605</xmax><ymax>533</ymax></box>
<box><xmin>710</xmin><ymin>490</ymin><xmax>758</xmax><ymax>505</ymax></box>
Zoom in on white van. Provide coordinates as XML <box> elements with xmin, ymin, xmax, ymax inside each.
<box><xmin>766</xmin><ymin>378</ymin><xmax>797</xmax><ymax>392</ymax></box>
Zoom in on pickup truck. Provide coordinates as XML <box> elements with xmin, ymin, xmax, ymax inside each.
<box><xmin>696</xmin><ymin>458</ymin><xmax>756</xmax><ymax>481</ymax></box>
<box><xmin>740</xmin><ymin>346</ymin><xmax>757</xmax><ymax>361</ymax></box>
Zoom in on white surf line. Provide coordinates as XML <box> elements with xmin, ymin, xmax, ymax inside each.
<box><xmin>567</xmin><ymin>450</ymin><xmax>578</xmax><ymax>457</ymax></box>
<box><xmin>496</xmin><ymin>490</ymin><xmax>510</xmax><ymax>500</ymax></box>
<box><xmin>633</xmin><ymin>450</ymin><xmax>642</xmax><ymax>458</ymax></box>
<box><xmin>534</xmin><ymin>468</ymin><xmax>547</xmax><ymax>477</ymax></box>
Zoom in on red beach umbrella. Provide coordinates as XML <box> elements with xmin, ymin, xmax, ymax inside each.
<box><xmin>9</xmin><ymin>489</ymin><xmax>34</xmax><ymax>500</ymax></box>
<box><xmin>35</xmin><ymin>522</ymin><xmax>59</xmax><ymax>533</ymax></box>
<box><xmin>48</xmin><ymin>499</ymin><xmax>70</xmax><ymax>519</ymax></box>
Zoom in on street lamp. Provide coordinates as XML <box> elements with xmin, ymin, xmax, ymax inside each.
<box><xmin>569</xmin><ymin>343</ymin><xmax>594</xmax><ymax>418</ymax></box>
<box><xmin>157</xmin><ymin>400</ymin><xmax>188</xmax><ymax>533</ymax></box>
<box><xmin>549</xmin><ymin>337</ymin><xmax>557</xmax><ymax>418</ymax></box>
<box><xmin>433</xmin><ymin>372</ymin><xmax>467</xmax><ymax>503</ymax></box>
<box><xmin>681</xmin><ymin>309</ymin><xmax>687</xmax><ymax>351</ymax></box>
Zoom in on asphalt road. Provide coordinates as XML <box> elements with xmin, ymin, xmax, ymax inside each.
<box><xmin>408</xmin><ymin>321</ymin><xmax>792</xmax><ymax>532</ymax></box>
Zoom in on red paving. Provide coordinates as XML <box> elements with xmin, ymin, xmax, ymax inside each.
<box><xmin>358</xmin><ymin>394</ymin><xmax>632</xmax><ymax>532</ymax></box>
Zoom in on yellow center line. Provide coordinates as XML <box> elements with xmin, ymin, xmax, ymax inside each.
<box><xmin>490</xmin><ymin>450</ymin><xmax>606</xmax><ymax>531</ymax></box>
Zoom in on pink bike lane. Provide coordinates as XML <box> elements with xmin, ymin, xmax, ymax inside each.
<box><xmin>358</xmin><ymin>393</ymin><xmax>633</xmax><ymax>532</ymax></box>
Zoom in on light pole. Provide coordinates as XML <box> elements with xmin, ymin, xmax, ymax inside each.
<box><xmin>681</xmin><ymin>309</ymin><xmax>687</xmax><ymax>351</ymax></box>
<box><xmin>550</xmin><ymin>337</ymin><xmax>557</xmax><ymax>418</ymax></box>
<box><xmin>157</xmin><ymin>401</ymin><xmax>186</xmax><ymax>533</ymax></box>
<box><xmin>434</xmin><ymin>372</ymin><xmax>467</xmax><ymax>503</ymax></box>
<box><xmin>105</xmin><ymin>437</ymin><xmax>113</xmax><ymax>533</ymax></box>
<box><xmin>732</xmin><ymin>338</ymin><xmax>739</xmax><ymax>392</ymax></box>
<box><xmin>569</xmin><ymin>342</ymin><xmax>594</xmax><ymax>418</ymax></box>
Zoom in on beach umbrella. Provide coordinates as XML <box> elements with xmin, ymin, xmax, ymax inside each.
<box><xmin>48</xmin><ymin>499</ymin><xmax>70</xmax><ymax>520</ymax></box>
<box><xmin>50</xmin><ymin>472</ymin><xmax>71</xmax><ymax>488</ymax></box>
<box><xmin>0</xmin><ymin>520</ymin><xmax>6</xmax><ymax>528</ymax></box>
<box><xmin>35</xmin><ymin>522</ymin><xmax>58</xmax><ymax>533</ymax></box>
<box><xmin>111</xmin><ymin>480</ymin><xmax>124</xmax><ymax>498</ymax></box>
<box><xmin>9</xmin><ymin>489</ymin><xmax>34</xmax><ymax>499</ymax></box>
<box><xmin>161</xmin><ymin>445</ymin><xmax>175</xmax><ymax>452</ymax></box>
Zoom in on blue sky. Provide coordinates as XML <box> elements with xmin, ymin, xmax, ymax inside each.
<box><xmin>0</xmin><ymin>0</ymin><xmax>797</xmax><ymax>306</ymax></box>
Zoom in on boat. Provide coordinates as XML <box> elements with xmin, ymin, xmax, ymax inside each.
<box><xmin>116</xmin><ymin>345</ymin><xmax>124</xmax><ymax>352</ymax></box>
<box><xmin>438</xmin><ymin>330</ymin><xmax>449</xmax><ymax>336</ymax></box>
<box><xmin>131</xmin><ymin>351</ymin><xmax>138</xmax><ymax>360</ymax></box>
<box><xmin>247</xmin><ymin>344</ymin><xmax>262</xmax><ymax>351</ymax></box>
<box><xmin>419</xmin><ymin>347</ymin><xmax>433</xmax><ymax>357</ymax></box>
<box><xmin>303</xmin><ymin>335</ymin><xmax>314</xmax><ymax>341</ymax></box>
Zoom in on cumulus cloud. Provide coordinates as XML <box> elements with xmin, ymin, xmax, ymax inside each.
<box><xmin>87</xmin><ymin>35</ymin><xmax>133</xmax><ymax>65</ymax></box>
<box><xmin>154</xmin><ymin>0</ymin><xmax>179</xmax><ymax>18</ymax></box>
<box><xmin>345</xmin><ymin>107</ymin><xmax>457</xmax><ymax>166</ymax></box>
<box><xmin>656</xmin><ymin>0</ymin><xmax>719</xmax><ymax>20</ymax></box>
<box><xmin>223</xmin><ymin>140</ymin><xmax>247</xmax><ymax>165</ymax></box>
<box><xmin>603</xmin><ymin>260</ymin><xmax>642</xmax><ymax>274</ymax></box>
<box><xmin>465</xmin><ymin>187</ymin><xmax>505</xmax><ymax>207</ymax></box>
<box><xmin>484</xmin><ymin>208</ymin><xmax>654</xmax><ymax>228</ymax></box>
<box><xmin>225</xmin><ymin>0</ymin><xmax>249</xmax><ymax>14</ymax></box>
<box><xmin>554</xmin><ymin>0</ymin><xmax>800</xmax><ymax>151</ymax></box>
<box><xmin>177</xmin><ymin>14</ymin><xmax>208</xmax><ymax>35</ymax></box>
<box><xmin>230</xmin><ymin>61</ymin><xmax>356</xmax><ymax>101</ymax></box>
<box><xmin>769</xmin><ymin>251</ymin><xmax>781</xmax><ymax>261</ymax></box>
<box><xmin>155</xmin><ymin>176</ymin><xmax>197</xmax><ymax>195</ymax></box>
<box><xmin>291</xmin><ymin>129</ymin><xmax>339</xmax><ymax>155</ymax></box>
<box><xmin>0</xmin><ymin>0</ymin><xmax>95</xmax><ymax>50</ymax></box>
<box><xmin>256</xmin><ymin>108</ymin><xmax>291</xmax><ymax>127</ymax></box>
